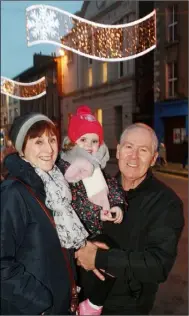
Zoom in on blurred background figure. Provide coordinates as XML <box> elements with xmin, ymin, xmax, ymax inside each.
<box><xmin>182</xmin><ymin>136</ymin><xmax>188</xmax><ymax>169</ymax></box>
<box><xmin>158</xmin><ymin>142</ymin><xmax>167</xmax><ymax>167</ymax></box>
<box><xmin>0</xmin><ymin>139</ymin><xmax>16</xmax><ymax>181</ymax></box>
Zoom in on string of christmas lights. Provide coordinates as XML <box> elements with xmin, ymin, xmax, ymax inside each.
<box><xmin>26</xmin><ymin>5</ymin><xmax>156</xmax><ymax>62</ymax></box>
<box><xmin>1</xmin><ymin>76</ymin><xmax>46</xmax><ymax>100</ymax></box>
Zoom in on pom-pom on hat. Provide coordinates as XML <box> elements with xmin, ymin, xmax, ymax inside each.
<box><xmin>68</xmin><ymin>105</ymin><xmax>103</xmax><ymax>144</ymax></box>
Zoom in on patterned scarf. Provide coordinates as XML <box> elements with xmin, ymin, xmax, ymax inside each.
<box><xmin>35</xmin><ymin>165</ymin><xmax>88</xmax><ymax>249</ymax></box>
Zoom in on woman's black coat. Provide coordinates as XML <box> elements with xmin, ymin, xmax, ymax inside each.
<box><xmin>1</xmin><ymin>153</ymin><xmax>74</xmax><ymax>315</ymax></box>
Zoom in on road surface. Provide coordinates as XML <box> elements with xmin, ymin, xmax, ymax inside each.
<box><xmin>151</xmin><ymin>173</ymin><xmax>188</xmax><ymax>315</ymax></box>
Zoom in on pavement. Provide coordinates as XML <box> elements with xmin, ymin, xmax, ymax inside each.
<box><xmin>108</xmin><ymin>158</ymin><xmax>188</xmax><ymax>178</ymax></box>
<box><xmin>153</xmin><ymin>162</ymin><xmax>188</xmax><ymax>178</ymax></box>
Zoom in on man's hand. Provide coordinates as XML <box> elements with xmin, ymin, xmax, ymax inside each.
<box><xmin>75</xmin><ymin>241</ymin><xmax>110</xmax><ymax>281</ymax></box>
<box><xmin>75</xmin><ymin>241</ymin><xmax>97</xmax><ymax>271</ymax></box>
<box><xmin>110</xmin><ymin>206</ymin><xmax>123</xmax><ymax>224</ymax></box>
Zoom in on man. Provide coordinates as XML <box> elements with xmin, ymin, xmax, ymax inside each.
<box><xmin>76</xmin><ymin>123</ymin><xmax>184</xmax><ymax>315</ymax></box>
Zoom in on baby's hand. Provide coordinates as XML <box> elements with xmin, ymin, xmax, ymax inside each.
<box><xmin>110</xmin><ymin>206</ymin><xmax>123</xmax><ymax>224</ymax></box>
<box><xmin>100</xmin><ymin>210</ymin><xmax>115</xmax><ymax>222</ymax></box>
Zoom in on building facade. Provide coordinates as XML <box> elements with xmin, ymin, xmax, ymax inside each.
<box><xmin>15</xmin><ymin>53</ymin><xmax>61</xmax><ymax>132</ymax></box>
<box><xmin>0</xmin><ymin>94</ymin><xmax>20</xmax><ymax>148</ymax></box>
<box><xmin>59</xmin><ymin>1</ymin><xmax>143</xmax><ymax>156</ymax></box>
<box><xmin>154</xmin><ymin>1</ymin><xmax>188</xmax><ymax>163</ymax></box>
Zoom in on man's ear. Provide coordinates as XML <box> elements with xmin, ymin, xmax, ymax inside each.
<box><xmin>116</xmin><ymin>144</ymin><xmax>120</xmax><ymax>160</ymax></box>
<box><xmin>151</xmin><ymin>152</ymin><xmax>158</xmax><ymax>167</ymax></box>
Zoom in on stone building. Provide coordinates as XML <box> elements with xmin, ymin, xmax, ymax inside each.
<box><xmin>15</xmin><ymin>53</ymin><xmax>61</xmax><ymax>131</ymax></box>
<box><xmin>59</xmin><ymin>0</ymin><xmax>154</xmax><ymax>156</ymax></box>
<box><xmin>154</xmin><ymin>1</ymin><xmax>188</xmax><ymax>162</ymax></box>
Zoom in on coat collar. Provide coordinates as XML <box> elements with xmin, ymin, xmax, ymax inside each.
<box><xmin>4</xmin><ymin>153</ymin><xmax>46</xmax><ymax>199</ymax></box>
<box><xmin>116</xmin><ymin>169</ymin><xmax>153</xmax><ymax>199</ymax></box>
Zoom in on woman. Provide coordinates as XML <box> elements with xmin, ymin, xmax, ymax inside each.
<box><xmin>1</xmin><ymin>113</ymin><xmax>84</xmax><ymax>315</ymax></box>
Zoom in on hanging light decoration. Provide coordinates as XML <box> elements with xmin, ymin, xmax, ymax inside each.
<box><xmin>1</xmin><ymin>76</ymin><xmax>46</xmax><ymax>100</ymax></box>
<box><xmin>26</xmin><ymin>4</ymin><xmax>156</xmax><ymax>62</ymax></box>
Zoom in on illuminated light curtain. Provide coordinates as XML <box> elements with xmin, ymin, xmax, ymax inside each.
<box><xmin>26</xmin><ymin>5</ymin><xmax>156</xmax><ymax>62</ymax></box>
<box><xmin>1</xmin><ymin>76</ymin><xmax>46</xmax><ymax>100</ymax></box>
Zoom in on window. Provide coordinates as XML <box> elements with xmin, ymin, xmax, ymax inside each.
<box><xmin>67</xmin><ymin>51</ymin><xmax>73</xmax><ymax>64</ymax></box>
<box><xmin>88</xmin><ymin>58</ymin><xmax>93</xmax><ymax>66</ymax></box>
<box><xmin>167</xmin><ymin>5</ymin><xmax>178</xmax><ymax>42</ymax></box>
<box><xmin>102</xmin><ymin>62</ymin><xmax>107</xmax><ymax>83</ymax></box>
<box><xmin>67</xmin><ymin>113</ymin><xmax>72</xmax><ymax>127</ymax></box>
<box><xmin>94</xmin><ymin>109</ymin><xmax>103</xmax><ymax>125</ymax></box>
<box><xmin>88</xmin><ymin>67</ymin><xmax>93</xmax><ymax>87</ymax></box>
<box><xmin>52</xmin><ymin>69</ymin><xmax>57</xmax><ymax>84</ymax></box>
<box><xmin>14</xmin><ymin>108</ymin><xmax>19</xmax><ymax>118</ymax></box>
<box><xmin>173</xmin><ymin>128</ymin><xmax>186</xmax><ymax>144</ymax></box>
<box><xmin>118</xmin><ymin>62</ymin><xmax>124</xmax><ymax>78</ymax></box>
<box><xmin>166</xmin><ymin>62</ymin><xmax>178</xmax><ymax>98</ymax></box>
<box><xmin>114</xmin><ymin>106</ymin><xmax>123</xmax><ymax>142</ymax></box>
<box><xmin>9</xmin><ymin>109</ymin><xmax>13</xmax><ymax>124</ymax></box>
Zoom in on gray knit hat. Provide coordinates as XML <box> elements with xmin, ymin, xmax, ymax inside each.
<box><xmin>9</xmin><ymin>113</ymin><xmax>54</xmax><ymax>152</ymax></box>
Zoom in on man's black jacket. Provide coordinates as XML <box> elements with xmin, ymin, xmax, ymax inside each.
<box><xmin>95</xmin><ymin>170</ymin><xmax>184</xmax><ymax>314</ymax></box>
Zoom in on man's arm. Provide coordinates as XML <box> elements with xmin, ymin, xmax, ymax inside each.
<box><xmin>96</xmin><ymin>200</ymin><xmax>184</xmax><ymax>283</ymax></box>
<box><xmin>77</xmin><ymin>200</ymin><xmax>184</xmax><ymax>284</ymax></box>
<box><xmin>1</xmin><ymin>185</ymin><xmax>53</xmax><ymax>314</ymax></box>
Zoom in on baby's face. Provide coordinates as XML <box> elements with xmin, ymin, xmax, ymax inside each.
<box><xmin>76</xmin><ymin>133</ymin><xmax>100</xmax><ymax>154</ymax></box>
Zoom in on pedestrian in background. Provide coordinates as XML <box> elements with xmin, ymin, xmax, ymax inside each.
<box><xmin>158</xmin><ymin>142</ymin><xmax>167</xmax><ymax>166</ymax></box>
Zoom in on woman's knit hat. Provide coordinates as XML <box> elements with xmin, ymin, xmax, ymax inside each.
<box><xmin>68</xmin><ymin>105</ymin><xmax>103</xmax><ymax>144</ymax></box>
<box><xmin>9</xmin><ymin>113</ymin><xmax>54</xmax><ymax>152</ymax></box>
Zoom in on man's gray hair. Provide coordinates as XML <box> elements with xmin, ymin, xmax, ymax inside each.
<box><xmin>120</xmin><ymin>123</ymin><xmax>159</xmax><ymax>153</ymax></box>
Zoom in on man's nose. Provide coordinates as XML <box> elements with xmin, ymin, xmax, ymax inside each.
<box><xmin>130</xmin><ymin>148</ymin><xmax>138</xmax><ymax>158</ymax></box>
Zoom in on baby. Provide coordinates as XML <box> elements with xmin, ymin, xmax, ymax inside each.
<box><xmin>60</xmin><ymin>105</ymin><xmax>126</xmax><ymax>315</ymax></box>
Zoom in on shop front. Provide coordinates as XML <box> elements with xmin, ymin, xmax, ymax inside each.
<box><xmin>154</xmin><ymin>99</ymin><xmax>188</xmax><ymax>163</ymax></box>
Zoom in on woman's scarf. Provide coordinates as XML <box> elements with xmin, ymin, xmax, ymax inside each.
<box><xmin>35</xmin><ymin>165</ymin><xmax>88</xmax><ymax>249</ymax></box>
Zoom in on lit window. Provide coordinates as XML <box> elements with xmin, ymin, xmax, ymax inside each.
<box><xmin>88</xmin><ymin>67</ymin><xmax>93</xmax><ymax>87</ymax></box>
<box><xmin>166</xmin><ymin>62</ymin><xmax>178</xmax><ymax>98</ymax></box>
<box><xmin>67</xmin><ymin>51</ymin><xmax>73</xmax><ymax>64</ymax></box>
<box><xmin>102</xmin><ymin>63</ymin><xmax>108</xmax><ymax>83</ymax></box>
<box><xmin>94</xmin><ymin>109</ymin><xmax>103</xmax><ymax>125</ymax></box>
<box><xmin>166</xmin><ymin>5</ymin><xmax>178</xmax><ymax>42</ymax></box>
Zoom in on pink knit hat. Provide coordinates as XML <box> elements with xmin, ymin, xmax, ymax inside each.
<box><xmin>68</xmin><ymin>105</ymin><xmax>103</xmax><ymax>144</ymax></box>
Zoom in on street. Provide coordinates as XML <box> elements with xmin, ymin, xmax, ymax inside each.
<box><xmin>151</xmin><ymin>173</ymin><xmax>188</xmax><ymax>315</ymax></box>
<box><xmin>105</xmin><ymin>163</ymin><xmax>188</xmax><ymax>315</ymax></box>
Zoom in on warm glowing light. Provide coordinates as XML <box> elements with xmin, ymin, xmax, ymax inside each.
<box><xmin>59</xmin><ymin>48</ymin><xmax>65</xmax><ymax>56</ymax></box>
<box><xmin>26</xmin><ymin>5</ymin><xmax>156</xmax><ymax>62</ymax></box>
<box><xmin>96</xmin><ymin>109</ymin><xmax>103</xmax><ymax>125</ymax></box>
<box><xmin>88</xmin><ymin>68</ymin><xmax>93</xmax><ymax>87</ymax></box>
<box><xmin>102</xmin><ymin>63</ymin><xmax>108</xmax><ymax>83</ymax></box>
<box><xmin>1</xmin><ymin>76</ymin><xmax>46</xmax><ymax>100</ymax></box>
